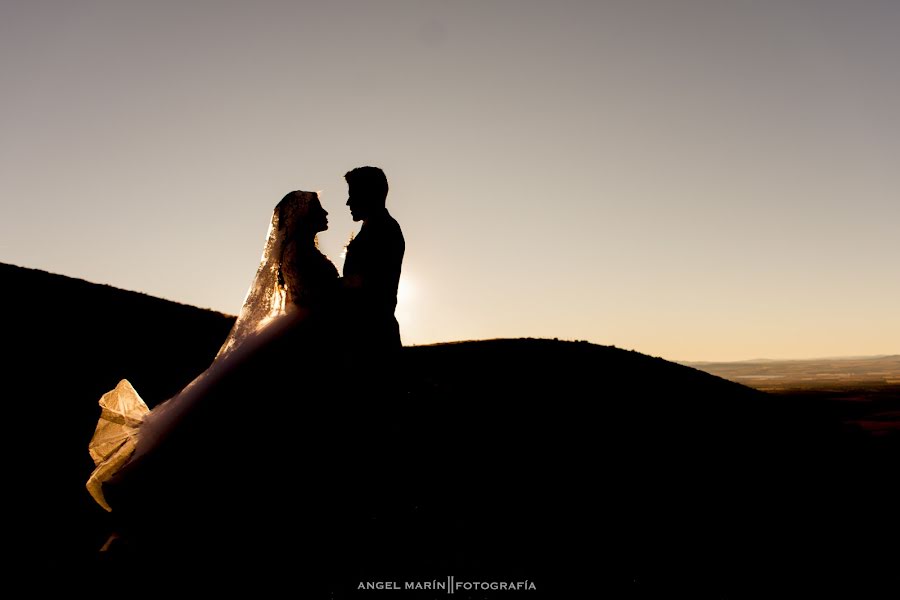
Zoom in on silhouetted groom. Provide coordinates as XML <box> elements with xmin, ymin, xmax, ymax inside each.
<box><xmin>343</xmin><ymin>166</ymin><xmax>405</xmax><ymax>356</ymax></box>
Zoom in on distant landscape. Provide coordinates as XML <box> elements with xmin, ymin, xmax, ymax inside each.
<box><xmin>685</xmin><ymin>356</ymin><xmax>900</xmax><ymax>436</ymax></box>
<box><xmin>3</xmin><ymin>261</ymin><xmax>898</xmax><ymax>595</ymax></box>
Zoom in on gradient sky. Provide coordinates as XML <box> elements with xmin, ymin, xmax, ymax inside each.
<box><xmin>2</xmin><ymin>1</ymin><xmax>898</xmax><ymax>361</ymax></box>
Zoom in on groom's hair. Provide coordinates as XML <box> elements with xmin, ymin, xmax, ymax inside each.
<box><xmin>345</xmin><ymin>166</ymin><xmax>389</xmax><ymax>205</ymax></box>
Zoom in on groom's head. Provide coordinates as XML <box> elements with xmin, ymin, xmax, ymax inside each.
<box><xmin>345</xmin><ymin>166</ymin><xmax>388</xmax><ymax>222</ymax></box>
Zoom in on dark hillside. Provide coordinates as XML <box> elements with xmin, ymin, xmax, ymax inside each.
<box><xmin>2</xmin><ymin>262</ymin><xmax>896</xmax><ymax>595</ymax></box>
<box><xmin>402</xmin><ymin>339</ymin><xmax>897</xmax><ymax>594</ymax></box>
<box><xmin>2</xmin><ymin>263</ymin><xmax>234</xmax><ymax>571</ymax></box>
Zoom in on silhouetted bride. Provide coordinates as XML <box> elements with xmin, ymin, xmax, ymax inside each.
<box><xmin>85</xmin><ymin>191</ymin><xmax>343</xmax><ymax>568</ymax></box>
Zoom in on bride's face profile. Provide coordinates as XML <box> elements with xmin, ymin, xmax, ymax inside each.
<box><xmin>306</xmin><ymin>197</ymin><xmax>329</xmax><ymax>233</ymax></box>
<box><xmin>278</xmin><ymin>192</ymin><xmax>328</xmax><ymax>238</ymax></box>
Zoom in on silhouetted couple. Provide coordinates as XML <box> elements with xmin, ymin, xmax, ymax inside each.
<box><xmin>86</xmin><ymin>166</ymin><xmax>404</xmax><ymax>580</ymax></box>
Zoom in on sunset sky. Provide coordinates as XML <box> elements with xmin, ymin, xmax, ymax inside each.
<box><xmin>2</xmin><ymin>1</ymin><xmax>898</xmax><ymax>361</ymax></box>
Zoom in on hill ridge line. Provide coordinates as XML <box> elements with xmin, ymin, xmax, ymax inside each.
<box><xmin>0</xmin><ymin>261</ymin><xmax>234</xmax><ymax>317</ymax></box>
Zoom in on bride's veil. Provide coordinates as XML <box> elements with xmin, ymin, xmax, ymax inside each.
<box><xmin>215</xmin><ymin>190</ymin><xmax>318</xmax><ymax>359</ymax></box>
<box><xmin>86</xmin><ymin>191</ymin><xmax>320</xmax><ymax>511</ymax></box>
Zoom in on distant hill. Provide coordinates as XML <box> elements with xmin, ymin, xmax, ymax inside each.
<box><xmin>3</xmin><ymin>262</ymin><xmax>897</xmax><ymax>594</ymax></box>
<box><xmin>685</xmin><ymin>355</ymin><xmax>900</xmax><ymax>390</ymax></box>
<box><xmin>685</xmin><ymin>356</ymin><xmax>900</xmax><ymax>437</ymax></box>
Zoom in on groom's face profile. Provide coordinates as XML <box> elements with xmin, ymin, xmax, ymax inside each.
<box><xmin>346</xmin><ymin>183</ymin><xmax>375</xmax><ymax>222</ymax></box>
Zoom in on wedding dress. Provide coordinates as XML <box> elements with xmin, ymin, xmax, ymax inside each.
<box><xmin>86</xmin><ymin>191</ymin><xmax>339</xmax><ymax>513</ymax></box>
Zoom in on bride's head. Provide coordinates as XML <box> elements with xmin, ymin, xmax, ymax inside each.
<box><xmin>276</xmin><ymin>191</ymin><xmax>329</xmax><ymax>240</ymax></box>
